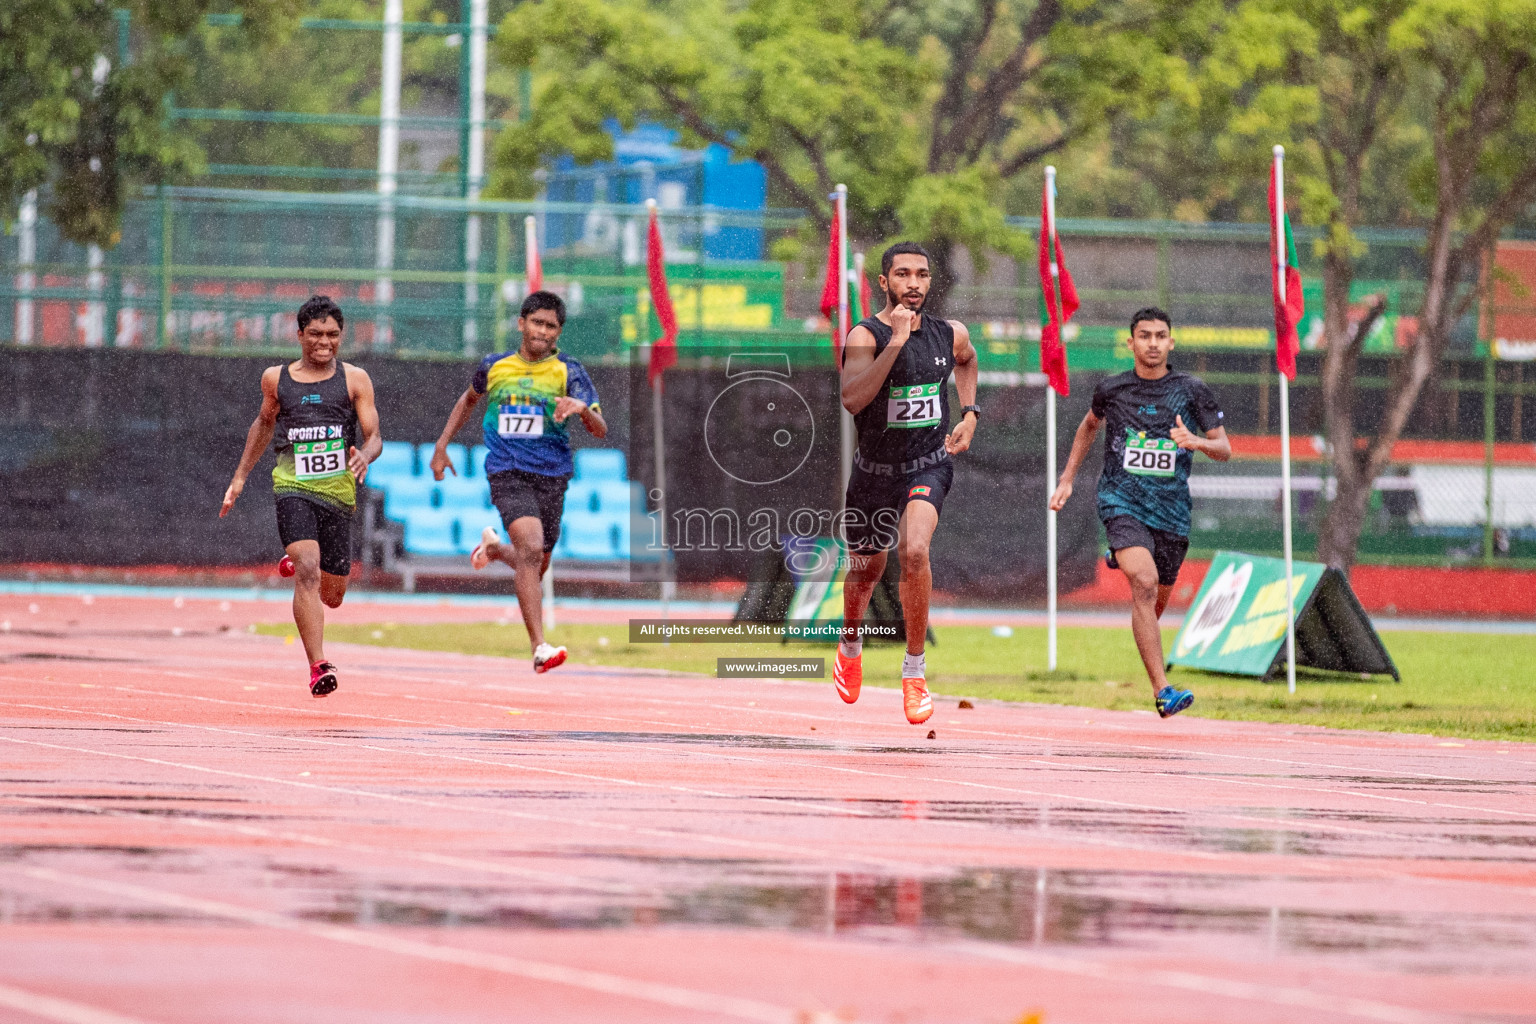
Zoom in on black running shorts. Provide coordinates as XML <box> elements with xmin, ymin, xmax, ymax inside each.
<box><xmin>1104</xmin><ymin>513</ymin><xmax>1189</xmax><ymax>587</ymax></box>
<box><xmin>842</xmin><ymin>456</ymin><xmax>954</xmax><ymax>554</ymax></box>
<box><xmin>276</xmin><ymin>496</ymin><xmax>353</xmax><ymax>577</ymax></box>
<box><xmin>488</xmin><ymin>468</ymin><xmax>569</xmax><ymax>552</ymax></box>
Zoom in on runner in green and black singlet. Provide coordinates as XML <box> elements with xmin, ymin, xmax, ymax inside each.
<box><xmin>1050</xmin><ymin>307</ymin><xmax>1231</xmax><ymax>719</ymax></box>
<box><xmin>221</xmin><ymin>296</ymin><xmax>382</xmax><ymax>697</ymax></box>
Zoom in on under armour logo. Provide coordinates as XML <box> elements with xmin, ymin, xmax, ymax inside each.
<box><xmin>935</xmin><ymin>356</ymin><xmax>947</xmax><ymax>366</ymax></box>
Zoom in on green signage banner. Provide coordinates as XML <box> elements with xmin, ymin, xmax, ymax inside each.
<box><xmin>1170</xmin><ymin>551</ymin><xmax>1398</xmax><ymax>680</ymax></box>
<box><xmin>1170</xmin><ymin>551</ymin><xmax>1324</xmax><ymax>676</ymax></box>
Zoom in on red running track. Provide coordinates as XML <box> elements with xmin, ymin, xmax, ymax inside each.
<box><xmin>1</xmin><ymin>592</ymin><xmax>1534</xmax><ymax>1024</ymax></box>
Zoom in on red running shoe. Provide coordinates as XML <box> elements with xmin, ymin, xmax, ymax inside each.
<box><xmin>309</xmin><ymin>661</ymin><xmax>338</xmax><ymax>697</ymax></box>
<box><xmin>278</xmin><ymin>555</ymin><xmax>295</xmax><ymax>578</ymax></box>
<box><xmin>833</xmin><ymin>647</ymin><xmax>862</xmax><ymax>704</ymax></box>
<box><xmin>902</xmin><ymin>675</ymin><xmax>933</xmax><ymax>724</ymax></box>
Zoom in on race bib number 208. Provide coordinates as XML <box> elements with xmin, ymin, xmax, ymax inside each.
<box><xmin>1123</xmin><ymin>435</ymin><xmax>1177</xmax><ymax>477</ymax></box>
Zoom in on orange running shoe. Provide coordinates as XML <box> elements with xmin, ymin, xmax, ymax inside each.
<box><xmin>902</xmin><ymin>675</ymin><xmax>933</xmax><ymax>724</ymax></box>
<box><xmin>833</xmin><ymin>647</ymin><xmax>862</xmax><ymax>704</ymax></box>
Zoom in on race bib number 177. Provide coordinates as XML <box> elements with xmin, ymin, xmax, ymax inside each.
<box><xmin>293</xmin><ymin>438</ymin><xmax>348</xmax><ymax>480</ymax></box>
<box><xmin>497</xmin><ymin>404</ymin><xmax>544</xmax><ymax>438</ymax></box>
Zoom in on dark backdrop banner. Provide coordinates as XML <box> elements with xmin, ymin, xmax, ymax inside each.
<box><xmin>0</xmin><ymin>348</ymin><xmax>1099</xmax><ymax>598</ymax></box>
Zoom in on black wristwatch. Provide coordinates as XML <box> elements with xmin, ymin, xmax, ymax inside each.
<box><xmin>960</xmin><ymin>404</ymin><xmax>982</xmax><ymax>420</ymax></box>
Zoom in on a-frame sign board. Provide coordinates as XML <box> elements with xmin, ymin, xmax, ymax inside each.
<box><xmin>1169</xmin><ymin>551</ymin><xmax>1398</xmax><ymax>681</ymax></box>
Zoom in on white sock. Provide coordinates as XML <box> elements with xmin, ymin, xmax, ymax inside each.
<box><xmin>839</xmin><ymin>636</ymin><xmax>863</xmax><ymax>658</ymax></box>
<box><xmin>902</xmin><ymin>652</ymin><xmax>926</xmax><ymax>679</ymax></box>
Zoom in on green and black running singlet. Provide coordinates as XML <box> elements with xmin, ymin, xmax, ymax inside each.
<box><xmin>849</xmin><ymin>314</ymin><xmax>955</xmax><ymax>465</ymax></box>
<box><xmin>271</xmin><ymin>364</ymin><xmax>358</xmax><ymax>512</ymax></box>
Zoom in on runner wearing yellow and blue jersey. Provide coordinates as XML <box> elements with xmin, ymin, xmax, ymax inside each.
<box><xmin>429</xmin><ymin>291</ymin><xmax>606</xmax><ymax>673</ymax></box>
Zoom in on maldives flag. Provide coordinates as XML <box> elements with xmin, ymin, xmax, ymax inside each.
<box><xmin>818</xmin><ymin>205</ymin><xmax>848</xmax><ymax>363</ymax></box>
<box><xmin>646</xmin><ymin>205</ymin><xmax>678</xmax><ymax>388</ymax></box>
<box><xmin>1269</xmin><ymin>165</ymin><xmax>1304</xmax><ymax>381</ymax></box>
<box><xmin>1038</xmin><ymin>180</ymin><xmax>1079</xmax><ymax>396</ymax></box>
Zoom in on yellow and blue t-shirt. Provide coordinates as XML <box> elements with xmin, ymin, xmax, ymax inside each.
<box><xmin>472</xmin><ymin>349</ymin><xmax>601</xmax><ymax>478</ymax></box>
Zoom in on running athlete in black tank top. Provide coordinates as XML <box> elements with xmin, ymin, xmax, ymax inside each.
<box><xmin>220</xmin><ymin>296</ymin><xmax>383</xmax><ymax>697</ymax></box>
<box><xmin>832</xmin><ymin>242</ymin><xmax>980</xmax><ymax>727</ymax></box>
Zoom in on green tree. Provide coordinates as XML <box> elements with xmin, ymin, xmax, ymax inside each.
<box><xmin>176</xmin><ymin>0</ymin><xmax>527</xmax><ymax>189</ymax></box>
<box><xmin>490</xmin><ymin>0</ymin><xmax>1166</xmax><ymax>297</ymax></box>
<box><xmin>1185</xmin><ymin>0</ymin><xmax>1536</xmax><ymax>572</ymax></box>
<box><xmin>0</xmin><ymin>0</ymin><xmax>301</xmax><ymax>247</ymax></box>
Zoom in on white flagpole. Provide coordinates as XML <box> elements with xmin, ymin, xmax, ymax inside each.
<box><xmin>524</xmin><ymin>214</ymin><xmax>539</xmax><ymax>290</ymax></box>
<box><xmin>1045</xmin><ymin>166</ymin><xmax>1060</xmax><ymax>672</ymax></box>
<box><xmin>374</xmin><ymin>0</ymin><xmax>402</xmax><ymax>348</ymax></box>
<box><xmin>647</xmin><ymin>199</ymin><xmax>675</xmax><ymax>617</ymax></box>
<box><xmin>836</xmin><ymin>184</ymin><xmax>853</xmax><ymax>499</ymax></box>
<box><xmin>1274</xmin><ymin>145</ymin><xmax>1297</xmax><ymax>695</ymax></box>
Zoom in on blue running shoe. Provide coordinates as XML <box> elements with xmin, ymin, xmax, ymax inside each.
<box><xmin>1155</xmin><ymin>685</ymin><xmax>1193</xmax><ymax>719</ymax></box>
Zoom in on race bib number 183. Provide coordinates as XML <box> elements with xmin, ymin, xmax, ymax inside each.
<box><xmin>293</xmin><ymin>438</ymin><xmax>348</xmax><ymax>480</ymax></box>
<box><xmin>1123</xmin><ymin>435</ymin><xmax>1178</xmax><ymax>477</ymax></box>
<box><xmin>497</xmin><ymin>404</ymin><xmax>544</xmax><ymax>438</ymax></box>
<box><xmin>887</xmin><ymin>383</ymin><xmax>942</xmax><ymax>428</ymax></box>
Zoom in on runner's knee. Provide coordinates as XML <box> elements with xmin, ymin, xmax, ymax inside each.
<box><xmin>1126</xmin><ymin>568</ymin><xmax>1159</xmax><ymax>604</ymax></box>
<box><xmin>290</xmin><ymin>556</ymin><xmax>322</xmax><ymax>588</ymax></box>
<box><xmin>898</xmin><ymin>535</ymin><xmax>931</xmax><ymax>569</ymax></box>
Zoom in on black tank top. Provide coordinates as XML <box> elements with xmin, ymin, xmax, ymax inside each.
<box><xmin>273</xmin><ymin>363</ymin><xmax>356</xmax><ymax>456</ymax></box>
<box><xmin>847</xmin><ymin>314</ymin><xmax>955</xmax><ymax>464</ymax></box>
<box><xmin>271</xmin><ymin>363</ymin><xmax>359</xmax><ymax>509</ymax></box>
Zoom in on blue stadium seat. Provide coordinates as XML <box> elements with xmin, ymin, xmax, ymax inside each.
<box><xmin>437</xmin><ymin>474</ymin><xmax>490</xmax><ymax>511</ymax></box>
<box><xmin>382</xmin><ymin>477</ymin><xmax>439</xmax><ymax>522</ymax></box>
<box><xmin>456</xmin><ymin>507</ymin><xmax>504</xmax><ymax>555</ymax></box>
<box><xmin>467</xmin><ymin>445</ymin><xmax>489</xmax><ymax>479</ymax></box>
<box><xmin>564</xmin><ymin>480</ymin><xmax>600</xmax><ymax>515</ymax></box>
<box><xmin>561</xmin><ymin>511</ymin><xmax>625</xmax><ymax>560</ymax></box>
<box><xmin>372</xmin><ymin>440</ymin><xmax>417</xmax><ymax>479</ymax></box>
<box><xmin>574</xmin><ymin>448</ymin><xmax>626</xmax><ymax>481</ymax></box>
<box><xmin>422</xmin><ymin>442</ymin><xmax>468</xmax><ymax>479</ymax></box>
<box><xmin>402</xmin><ymin>508</ymin><xmax>459</xmax><ymax>556</ymax></box>
<box><xmin>590</xmin><ymin>480</ymin><xmax>632</xmax><ymax>516</ymax></box>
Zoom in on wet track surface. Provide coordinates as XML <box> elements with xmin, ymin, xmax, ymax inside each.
<box><xmin>1</xmin><ymin>594</ymin><xmax>1535</xmax><ymax>1023</ymax></box>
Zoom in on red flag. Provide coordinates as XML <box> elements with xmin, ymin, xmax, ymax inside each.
<box><xmin>646</xmin><ymin>205</ymin><xmax>678</xmax><ymax>388</ymax></box>
<box><xmin>1038</xmin><ymin>179</ymin><xmax>1078</xmax><ymax>396</ymax></box>
<box><xmin>525</xmin><ymin>216</ymin><xmax>543</xmax><ymax>294</ymax></box>
<box><xmin>1268</xmin><ymin>165</ymin><xmax>1305</xmax><ymax>381</ymax></box>
<box><xmin>858</xmin><ymin>266</ymin><xmax>873</xmax><ymax>324</ymax></box>
<box><xmin>819</xmin><ymin>205</ymin><xmax>847</xmax><ymax>363</ymax></box>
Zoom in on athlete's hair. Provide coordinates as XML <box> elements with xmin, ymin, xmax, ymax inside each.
<box><xmin>297</xmin><ymin>295</ymin><xmax>344</xmax><ymax>332</ymax></box>
<box><xmin>520</xmin><ymin>290</ymin><xmax>566</xmax><ymax>325</ymax></box>
<box><xmin>881</xmin><ymin>241</ymin><xmax>933</xmax><ymax>276</ymax></box>
<box><xmin>1130</xmin><ymin>306</ymin><xmax>1173</xmax><ymax>334</ymax></box>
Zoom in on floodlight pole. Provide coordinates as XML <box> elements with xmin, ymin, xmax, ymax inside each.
<box><xmin>461</xmin><ymin>0</ymin><xmax>488</xmax><ymax>357</ymax></box>
<box><xmin>374</xmin><ymin>0</ymin><xmax>402</xmax><ymax>348</ymax></box>
<box><xmin>1275</xmin><ymin>145</ymin><xmax>1298</xmax><ymax>696</ymax></box>
<box><xmin>15</xmin><ymin>190</ymin><xmax>36</xmax><ymax>345</ymax></box>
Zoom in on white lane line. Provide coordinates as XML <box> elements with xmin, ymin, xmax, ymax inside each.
<box><xmin>0</xmin><ymin>732</ymin><xmax>923</xmax><ymax>876</ymax></box>
<box><xmin>22</xmin><ymin>668</ymin><xmax>1536</xmax><ymax>834</ymax></box>
<box><xmin>942</xmin><ymin>941</ymin><xmax>1457</xmax><ymax>1024</ymax></box>
<box><xmin>8</xmin><ymin>865</ymin><xmax>798</xmax><ymax>1024</ymax></box>
<box><xmin>0</xmin><ymin>982</ymin><xmax>161</xmax><ymax>1024</ymax></box>
<box><xmin>17</xmin><ymin>681</ymin><xmax>1533</xmax><ymax>858</ymax></box>
<box><xmin>0</xmin><ymin>795</ymin><xmax>645</xmax><ymax>898</ymax></box>
<box><xmin>8</xmin><ymin>703</ymin><xmax>1536</xmax><ymax>905</ymax></box>
<box><xmin>48</xmin><ymin>650</ymin><xmax>1535</xmax><ymax>782</ymax></box>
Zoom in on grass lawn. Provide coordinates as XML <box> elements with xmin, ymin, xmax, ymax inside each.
<box><xmin>257</xmin><ymin>620</ymin><xmax>1536</xmax><ymax>743</ymax></box>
